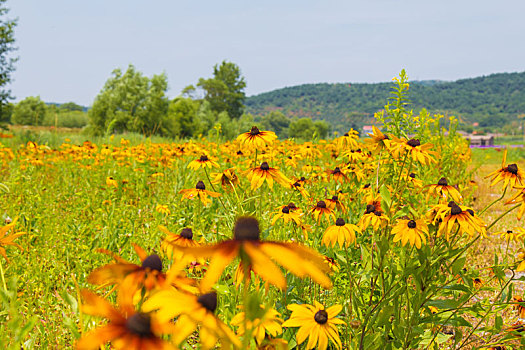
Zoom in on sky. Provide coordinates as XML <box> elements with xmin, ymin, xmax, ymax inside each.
<box><xmin>8</xmin><ymin>0</ymin><xmax>525</xmax><ymax>106</ymax></box>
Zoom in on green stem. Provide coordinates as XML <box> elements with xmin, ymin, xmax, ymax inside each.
<box><xmin>486</xmin><ymin>204</ymin><xmax>519</xmax><ymax>231</ymax></box>
<box><xmin>0</xmin><ymin>258</ymin><xmax>6</xmax><ymax>291</ymax></box>
<box><xmin>479</xmin><ymin>186</ymin><xmax>507</xmax><ymax>216</ymax></box>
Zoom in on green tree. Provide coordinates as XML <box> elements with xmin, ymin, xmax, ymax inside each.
<box><xmin>288</xmin><ymin>118</ymin><xmax>329</xmax><ymax>140</ymax></box>
<box><xmin>88</xmin><ymin>65</ymin><xmax>169</xmax><ymax>136</ymax></box>
<box><xmin>0</xmin><ymin>1</ymin><xmax>17</xmax><ymax>124</ymax></box>
<box><xmin>11</xmin><ymin>96</ymin><xmax>47</xmax><ymax>125</ymax></box>
<box><xmin>59</xmin><ymin>102</ymin><xmax>84</xmax><ymax>112</ymax></box>
<box><xmin>166</xmin><ymin>97</ymin><xmax>200</xmax><ymax>138</ymax></box>
<box><xmin>260</xmin><ymin>110</ymin><xmax>290</xmax><ymax>137</ymax></box>
<box><xmin>186</xmin><ymin>61</ymin><xmax>246</xmax><ymax>119</ymax></box>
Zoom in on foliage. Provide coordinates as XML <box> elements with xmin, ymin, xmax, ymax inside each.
<box><xmin>288</xmin><ymin>117</ymin><xmax>329</xmax><ymax>140</ymax></box>
<box><xmin>186</xmin><ymin>60</ymin><xmax>246</xmax><ymax>119</ymax></box>
<box><xmin>259</xmin><ymin>110</ymin><xmax>290</xmax><ymax>138</ymax></box>
<box><xmin>0</xmin><ymin>0</ymin><xmax>17</xmax><ymax>123</ymax></box>
<box><xmin>245</xmin><ymin>71</ymin><xmax>525</xmax><ymax>133</ymax></box>
<box><xmin>11</xmin><ymin>96</ymin><xmax>47</xmax><ymax>126</ymax></box>
<box><xmin>88</xmin><ymin>65</ymin><xmax>169</xmax><ymax>136</ymax></box>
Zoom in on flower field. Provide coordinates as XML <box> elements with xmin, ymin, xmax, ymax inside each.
<box><xmin>1</xmin><ymin>79</ymin><xmax>525</xmax><ymax>349</ymax></box>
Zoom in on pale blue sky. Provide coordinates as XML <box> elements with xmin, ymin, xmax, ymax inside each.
<box><xmin>8</xmin><ymin>0</ymin><xmax>525</xmax><ymax>105</ymax></box>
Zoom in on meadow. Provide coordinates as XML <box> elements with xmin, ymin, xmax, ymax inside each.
<box><xmin>1</xmin><ymin>83</ymin><xmax>525</xmax><ymax>349</ymax></box>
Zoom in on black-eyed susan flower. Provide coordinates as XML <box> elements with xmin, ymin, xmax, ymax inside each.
<box><xmin>237</xmin><ymin>126</ymin><xmax>277</xmax><ymax>148</ymax></box>
<box><xmin>159</xmin><ymin>226</ymin><xmax>200</xmax><ymax>260</ymax></box>
<box><xmin>486</xmin><ymin>149</ymin><xmax>524</xmax><ymax>189</ymax></box>
<box><xmin>211</xmin><ymin>168</ymin><xmax>240</xmax><ymax>190</ymax></box>
<box><xmin>391</xmin><ymin>219</ymin><xmax>428</xmax><ymax>249</ymax></box>
<box><xmin>187</xmin><ymin>154</ymin><xmax>219</xmax><ymax>170</ymax></box>
<box><xmin>430</xmin><ymin>202</ymin><xmax>486</xmax><ymax>240</ymax></box>
<box><xmin>143</xmin><ymin>291</ymin><xmax>241</xmax><ymax>350</ymax></box>
<box><xmin>289</xmin><ymin>180</ymin><xmax>310</xmax><ymax>198</ymax></box>
<box><xmin>516</xmin><ymin>249</ymin><xmax>525</xmax><ymax>272</ymax></box>
<box><xmin>322</xmin><ymin>218</ymin><xmax>360</xmax><ymax>248</ymax></box>
<box><xmin>230</xmin><ymin>305</ymin><xmax>283</xmax><ymax>345</ymax></box>
<box><xmin>311</xmin><ymin>201</ymin><xmax>336</xmax><ymax>224</ymax></box>
<box><xmin>271</xmin><ymin>205</ymin><xmax>302</xmax><ymax>226</ymax></box>
<box><xmin>335</xmin><ymin>129</ymin><xmax>359</xmax><ymax>149</ymax></box>
<box><xmin>76</xmin><ymin>289</ymin><xmax>176</xmax><ymax>350</ymax></box>
<box><xmin>364</xmin><ymin>125</ymin><xmax>390</xmax><ymax>154</ymax></box>
<box><xmin>246</xmin><ymin>162</ymin><xmax>291</xmax><ymax>190</ymax></box>
<box><xmin>325</xmin><ymin>195</ymin><xmax>347</xmax><ymax>213</ymax></box>
<box><xmin>513</xmin><ymin>296</ymin><xmax>525</xmax><ymax>318</ymax></box>
<box><xmin>406</xmin><ymin>172</ymin><xmax>423</xmax><ymax>188</ymax></box>
<box><xmin>175</xmin><ymin>216</ymin><xmax>332</xmax><ymax>291</ymax></box>
<box><xmin>505</xmin><ymin>185</ymin><xmax>525</xmax><ymax>220</ymax></box>
<box><xmin>427</xmin><ymin>177</ymin><xmax>462</xmax><ymax>203</ymax></box>
<box><xmin>179</xmin><ymin>180</ymin><xmax>221</xmax><ymax>206</ymax></box>
<box><xmin>326</xmin><ymin>167</ymin><xmax>349</xmax><ymax>184</ymax></box>
<box><xmin>106</xmin><ymin>176</ymin><xmax>118</xmax><ymax>188</ymax></box>
<box><xmin>87</xmin><ymin>244</ymin><xmax>172</xmax><ymax>305</ymax></box>
<box><xmin>323</xmin><ymin>256</ymin><xmax>339</xmax><ymax>272</ymax></box>
<box><xmin>155</xmin><ymin>204</ymin><xmax>171</xmax><ymax>216</ymax></box>
<box><xmin>389</xmin><ymin>137</ymin><xmax>436</xmax><ymax>165</ymax></box>
<box><xmin>494</xmin><ymin>227</ymin><xmax>525</xmax><ymax>242</ymax></box>
<box><xmin>282</xmin><ymin>301</ymin><xmax>345</xmax><ymax>350</ymax></box>
<box><xmin>0</xmin><ymin>220</ymin><xmax>25</xmax><ymax>263</ymax></box>
<box><xmin>358</xmin><ymin>203</ymin><xmax>389</xmax><ymax>231</ymax></box>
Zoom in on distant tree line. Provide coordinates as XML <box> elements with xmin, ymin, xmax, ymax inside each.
<box><xmin>7</xmin><ymin>61</ymin><xmax>329</xmax><ymax>141</ymax></box>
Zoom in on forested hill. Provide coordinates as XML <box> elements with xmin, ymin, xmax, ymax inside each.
<box><xmin>245</xmin><ymin>71</ymin><xmax>525</xmax><ymax>131</ymax></box>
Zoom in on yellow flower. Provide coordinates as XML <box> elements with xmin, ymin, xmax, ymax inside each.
<box><xmin>106</xmin><ymin>176</ymin><xmax>118</xmax><ymax>188</ymax></box>
<box><xmin>211</xmin><ymin>168</ymin><xmax>240</xmax><ymax>190</ymax></box>
<box><xmin>517</xmin><ymin>249</ymin><xmax>525</xmax><ymax>272</ymax></box>
<box><xmin>389</xmin><ymin>137</ymin><xmax>436</xmax><ymax>165</ymax></box>
<box><xmin>282</xmin><ymin>301</ymin><xmax>345</xmax><ymax>350</ymax></box>
<box><xmin>76</xmin><ymin>289</ymin><xmax>176</xmax><ymax>350</ymax></box>
<box><xmin>494</xmin><ymin>227</ymin><xmax>525</xmax><ymax>242</ymax></box>
<box><xmin>179</xmin><ymin>181</ymin><xmax>221</xmax><ymax>206</ymax></box>
<box><xmin>322</xmin><ymin>218</ymin><xmax>360</xmax><ymax>248</ymax></box>
<box><xmin>159</xmin><ymin>226</ymin><xmax>200</xmax><ymax>260</ymax></box>
<box><xmin>175</xmin><ymin>216</ymin><xmax>332</xmax><ymax>292</ymax></box>
<box><xmin>429</xmin><ymin>202</ymin><xmax>486</xmax><ymax>240</ymax></box>
<box><xmin>311</xmin><ymin>201</ymin><xmax>336</xmax><ymax>224</ymax></box>
<box><xmin>0</xmin><ymin>219</ymin><xmax>25</xmax><ymax>263</ymax></box>
<box><xmin>505</xmin><ymin>185</ymin><xmax>525</xmax><ymax>220</ymax></box>
<box><xmin>391</xmin><ymin>219</ymin><xmax>428</xmax><ymax>249</ymax></box>
<box><xmin>271</xmin><ymin>205</ymin><xmax>303</xmax><ymax>226</ymax></box>
<box><xmin>358</xmin><ymin>204</ymin><xmax>389</xmax><ymax>231</ymax></box>
<box><xmin>230</xmin><ymin>305</ymin><xmax>283</xmax><ymax>345</ymax></box>
<box><xmin>187</xmin><ymin>155</ymin><xmax>219</xmax><ymax>170</ymax></box>
<box><xmin>486</xmin><ymin>149</ymin><xmax>524</xmax><ymax>189</ymax></box>
<box><xmin>143</xmin><ymin>291</ymin><xmax>241</xmax><ymax>350</ymax></box>
<box><xmin>427</xmin><ymin>177</ymin><xmax>462</xmax><ymax>203</ymax></box>
<box><xmin>364</xmin><ymin>125</ymin><xmax>390</xmax><ymax>154</ymax></box>
<box><xmin>237</xmin><ymin>126</ymin><xmax>277</xmax><ymax>148</ymax></box>
<box><xmin>155</xmin><ymin>204</ymin><xmax>171</xmax><ymax>216</ymax></box>
<box><xmin>246</xmin><ymin>162</ymin><xmax>291</xmax><ymax>190</ymax></box>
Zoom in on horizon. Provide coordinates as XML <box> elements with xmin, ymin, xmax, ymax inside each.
<box><xmin>9</xmin><ymin>1</ymin><xmax>525</xmax><ymax>105</ymax></box>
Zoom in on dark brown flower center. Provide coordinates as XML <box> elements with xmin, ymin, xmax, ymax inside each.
<box><xmin>365</xmin><ymin>204</ymin><xmax>376</xmax><ymax>214</ymax></box>
<box><xmin>506</xmin><ymin>164</ymin><xmax>518</xmax><ymax>175</ymax></box>
<box><xmin>344</xmin><ymin>133</ymin><xmax>349</xmax><ymax>137</ymax></box>
<box><xmin>507</xmin><ymin>230</ymin><xmax>513</xmax><ymax>234</ymax></box>
<box><xmin>407</xmin><ymin>139</ymin><xmax>421</xmax><ymax>147</ymax></box>
<box><xmin>407</xmin><ymin>220</ymin><xmax>416</xmax><ymax>228</ymax></box>
<box><xmin>237</xmin><ymin>150</ymin><xmax>243</xmax><ymax>155</ymax></box>
<box><xmin>234</xmin><ymin>216</ymin><xmax>260</xmax><ymax>241</ymax></box>
<box><xmin>333</xmin><ymin>167</ymin><xmax>341</xmax><ymax>174</ymax></box>
<box><xmin>250</xmin><ymin>126</ymin><xmax>260</xmax><ymax>135</ymax></box>
<box><xmin>199</xmin><ymin>155</ymin><xmax>209</xmax><ymax>162</ymax></box>
<box><xmin>293</xmin><ymin>181</ymin><xmax>301</xmax><ymax>187</ymax></box>
<box><xmin>300</xmin><ymin>177</ymin><xmax>306</xmax><ymax>181</ymax></box>
<box><xmin>364</xmin><ymin>183</ymin><xmax>370</xmax><ymax>189</ymax></box>
<box><xmin>314</xmin><ymin>310</ymin><xmax>328</xmax><ymax>324</ymax></box>
<box><xmin>450</xmin><ymin>204</ymin><xmax>462</xmax><ymax>215</ymax></box>
<box><xmin>260</xmin><ymin>162</ymin><xmax>270</xmax><ymax>171</ymax></box>
<box><xmin>448</xmin><ymin>201</ymin><xmax>456</xmax><ymax>207</ymax></box>
<box><xmin>126</xmin><ymin>313</ymin><xmax>153</xmax><ymax>337</ymax></box>
<box><xmin>332</xmin><ymin>195</ymin><xmax>339</xmax><ymax>201</ymax></box>
<box><xmin>467</xmin><ymin>209</ymin><xmax>474</xmax><ymax>216</ymax></box>
<box><xmin>374</xmin><ymin>211</ymin><xmax>382</xmax><ymax>216</ymax></box>
<box><xmin>438</xmin><ymin>177</ymin><xmax>448</xmax><ymax>186</ymax></box>
<box><xmin>288</xmin><ymin>202</ymin><xmax>297</xmax><ymax>210</ymax></box>
<box><xmin>316</xmin><ymin>201</ymin><xmax>327</xmax><ymax>208</ymax></box>
<box><xmin>196</xmin><ymin>181</ymin><xmax>206</xmax><ymax>190</ymax></box>
<box><xmin>409</xmin><ymin>173</ymin><xmax>416</xmax><ymax>178</ymax></box>
<box><xmin>180</xmin><ymin>228</ymin><xmax>193</xmax><ymax>239</ymax></box>
<box><xmin>142</xmin><ymin>254</ymin><xmax>162</xmax><ymax>272</ymax></box>
<box><xmin>336</xmin><ymin>218</ymin><xmax>345</xmax><ymax>226</ymax></box>
<box><xmin>282</xmin><ymin>206</ymin><xmax>290</xmax><ymax>214</ymax></box>
<box><xmin>197</xmin><ymin>292</ymin><xmax>217</xmax><ymax>313</ymax></box>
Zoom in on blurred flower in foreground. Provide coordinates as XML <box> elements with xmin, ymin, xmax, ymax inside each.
<box><xmin>282</xmin><ymin>301</ymin><xmax>345</xmax><ymax>350</ymax></box>
<box><xmin>176</xmin><ymin>216</ymin><xmax>332</xmax><ymax>291</ymax></box>
<box><xmin>76</xmin><ymin>289</ymin><xmax>175</xmax><ymax>350</ymax></box>
<box><xmin>0</xmin><ymin>219</ymin><xmax>25</xmax><ymax>263</ymax></box>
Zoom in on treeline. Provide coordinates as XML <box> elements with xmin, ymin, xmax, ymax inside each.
<box><xmin>6</xmin><ymin>62</ymin><xmax>328</xmax><ymax>141</ymax></box>
<box><xmin>245</xmin><ymin>71</ymin><xmax>525</xmax><ymax>133</ymax></box>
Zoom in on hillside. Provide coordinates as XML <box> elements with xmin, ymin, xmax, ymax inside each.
<box><xmin>245</xmin><ymin>72</ymin><xmax>525</xmax><ymax>132</ymax></box>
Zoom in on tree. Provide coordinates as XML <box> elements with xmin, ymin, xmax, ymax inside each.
<box><xmin>0</xmin><ymin>1</ymin><xmax>17</xmax><ymax>123</ymax></box>
<box><xmin>288</xmin><ymin>118</ymin><xmax>330</xmax><ymax>140</ymax></box>
<box><xmin>260</xmin><ymin>110</ymin><xmax>290</xmax><ymax>137</ymax></box>
<box><xmin>187</xmin><ymin>61</ymin><xmax>246</xmax><ymax>119</ymax></box>
<box><xmin>88</xmin><ymin>65</ymin><xmax>169</xmax><ymax>136</ymax></box>
<box><xmin>166</xmin><ymin>97</ymin><xmax>200</xmax><ymax>138</ymax></box>
<box><xmin>11</xmin><ymin>96</ymin><xmax>47</xmax><ymax>125</ymax></box>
